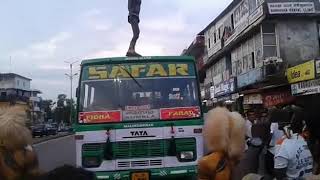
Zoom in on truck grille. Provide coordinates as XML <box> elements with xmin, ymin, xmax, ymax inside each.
<box><xmin>114</xmin><ymin>140</ymin><xmax>165</xmax><ymax>159</ymax></box>
<box><xmin>82</xmin><ymin>138</ymin><xmax>196</xmax><ymax>160</ymax></box>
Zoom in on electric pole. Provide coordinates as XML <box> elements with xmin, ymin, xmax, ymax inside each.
<box><xmin>65</xmin><ymin>60</ymin><xmax>78</xmax><ymax>125</ymax></box>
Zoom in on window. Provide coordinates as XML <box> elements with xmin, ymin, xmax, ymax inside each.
<box><xmin>208</xmin><ymin>38</ymin><xmax>211</xmax><ymax>48</ymax></box>
<box><xmin>262</xmin><ymin>23</ymin><xmax>277</xmax><ymax>58</ymax></box>
<box><xmin>218</xmin><ymin>28</ymin><xmax>221</xmax><ymax>39</ymax></box>
<box><xmin>231</xmin><ymin>14</ymin><xmax>235</xmax><ymax>29</ymax></box>
<box><xmin>214</xmin><ymin>32</ymin><xmax>217</xmax><ymax>43</ymax></box>
<box><xmin>17</xmin><ymin>80</ymin><xmax>20</xmax><ymax>86</ymax></box>
<box><xmin>23</xmin><ymin>82</ymin><xmax>26</xmax><ymax>87</ymax></box>
<box><xmin>251</xmin><ymin>52</ymin><xmax>255</xmax><ymax>69</ymax></box>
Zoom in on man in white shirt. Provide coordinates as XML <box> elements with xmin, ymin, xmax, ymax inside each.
<box><xmin>274</xmin><ymin>110</ymin><xmax>313</xmax><ymax>179</ymax></box>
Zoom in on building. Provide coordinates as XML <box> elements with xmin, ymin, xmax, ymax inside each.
<box><xmin>197</xmin><ymin>0</ymin><xmax>320</xmax><ymax>113</ymax></box>
<box><xmin>0</xmin><ymin>73</ymin><xmax>43</xmax><ymax>124</ymax></box>
<box><xmin>181</xmin><ymin>34</ymin><xmax>208</xmax><ymax>104</ymax></box>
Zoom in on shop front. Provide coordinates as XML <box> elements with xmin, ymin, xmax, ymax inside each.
<box><xmin>288</xmin><ymin>59</ymin><xmax>320</xmax><ymax>107</ymax></box>
<box><xmin>242</xmin><ymin>86</ymin><xmax>295</xmax><ymax>122</ymax></box>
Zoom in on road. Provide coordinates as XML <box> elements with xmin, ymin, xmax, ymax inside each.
<box><xmin>33</xmin><ymin>134</ymin><xmax>76</xmax><ymax>172</ymax></box>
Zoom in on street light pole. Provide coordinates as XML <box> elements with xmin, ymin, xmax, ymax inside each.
<box><xmin>65</xmin><ymin>60</ymin><xmax>78</xmax><ymax>125</ymax></box>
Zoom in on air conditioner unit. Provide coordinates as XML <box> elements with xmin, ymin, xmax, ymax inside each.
<box><xmin>263</xmin><ymin>57</ymin><xmax>284</xmax><ymax>77</ymax></box>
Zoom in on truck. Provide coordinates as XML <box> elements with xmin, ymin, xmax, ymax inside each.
<box><xmin>75</xmin><ymin>56</ymin><xmax>204</xmax><ymax>180</ymax></box>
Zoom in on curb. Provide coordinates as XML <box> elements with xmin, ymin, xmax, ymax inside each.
<box><xmin>33</xmin><ymin>132</ymin><xmax>74</xmax><ymax>144</ymax></box>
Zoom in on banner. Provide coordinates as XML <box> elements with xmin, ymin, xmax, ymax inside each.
<box><xmin>287</xmin><ymin>60</ymin><xmax>315</xmax><ymax>84</ymax></box>
<box><xmin>79</xmin><ymin>111</ymin><xmax>121</xmax><ymax>123</ymax></box>
<box><xmin>160</xmin><ymin>107</ymin><xmax>200</xmax><ymax>120</ymax></box>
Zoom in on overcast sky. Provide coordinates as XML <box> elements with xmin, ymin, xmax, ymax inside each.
<box><xmin>0</xmin><ymin>0</ymin><xmax>232</xmax><ymax>100</ymax></box>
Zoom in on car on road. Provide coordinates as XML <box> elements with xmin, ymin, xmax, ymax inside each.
<box><xmin>45</xmin><ymin>124</ymin><xmax>58</xmax><ymax>136</ymax></box>
<box><xmin>32</xmin><ymin>124</ymin><xmax>47</xmax><ymax>137</ymax></box>
<box><xmin>32</xmin><ymin>124</ymin><xmax>58</xmax><ymax>137</ymax></box>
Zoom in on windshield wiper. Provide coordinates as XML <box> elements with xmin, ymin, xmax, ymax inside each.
<box><xmin>118</xmin><ymin>65</ymin><xmax>144</xmax><ymax>89</ymax></box>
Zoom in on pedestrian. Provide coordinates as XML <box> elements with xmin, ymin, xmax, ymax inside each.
<box><xmin>265</xmin><ymin>108</ymin><xmax>287</xmax><ymax>177</ymax></box>
<box><xmin>274</xmin><ymin>108</ymin><xmax>314</xmax><ymax>179</ymax></box>
<box><xmin>198</xmin><ymin>107</ymin><xmax>246</xmax><ymax>180</ymax></box>
<box><xmin>0</xmin><ymin>106</ymin><xmax>41</xmax><ymax>180</ymax></box>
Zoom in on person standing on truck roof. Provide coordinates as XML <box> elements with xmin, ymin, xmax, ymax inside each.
<box><xmin>127</xmin><ymin>0</ymin><xmax>142</xmax><ymax>57</ymax></box>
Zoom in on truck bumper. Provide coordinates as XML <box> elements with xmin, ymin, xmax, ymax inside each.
<box><xmin>95</xmin><ymin>165</ymin><xmax>197</xmax><ymax>180</ymax></box>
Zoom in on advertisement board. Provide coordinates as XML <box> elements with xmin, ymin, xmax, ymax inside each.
<box><xmin>287</xmin><ymin>60</ymin><xmax>315</xmax><ymax>84</ymax></box>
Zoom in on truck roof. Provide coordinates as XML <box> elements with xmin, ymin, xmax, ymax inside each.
<box><xmin>81</xmin><ymin>56</ymin><xmax>194</xmax><ymax>66</ymax></box>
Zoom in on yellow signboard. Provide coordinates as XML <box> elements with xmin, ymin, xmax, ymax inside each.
<box><xmin>287</xmin><ymin>60</ymin><xmax>315</xmax><ymax>84</ymax></box>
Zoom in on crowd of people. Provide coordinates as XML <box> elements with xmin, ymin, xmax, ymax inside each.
<box><xmin>199</xmin><ymin>104</ymin><xmax>320</xmax><ymax>180</ymax></box>
<box><xmin>0</xmin><ymin>105</ymin><xmax>319</xmax><ymax>180</ymax></box>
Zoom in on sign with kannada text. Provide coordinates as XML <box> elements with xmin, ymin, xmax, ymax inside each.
<box><xmin>268</xmin><ymin>2</ymin><xmax>315</xmax><ymax>14</ymax></box>
<box><xmin>291</xmin><ymin>78</ymin><xmax>320</xmax><ymax>96</ymax></box>
<box><xmin>83</xmin><ymin>62</ymin><xmax>195</xmax><ymax>80</ymax></box>
<box><xmin>287</xmin><ymin>60</ymin><xmax>315</xmax><ymax>84</ymax></box>
<box><xmin>79</xmin><ymin>111</ymin><xmax>121</xmax><ymax>123</ymax></box>
<box><xmin>160</xmin><ymin>107</ymin><xmax>201</xmax><ymax>120</ymax></box>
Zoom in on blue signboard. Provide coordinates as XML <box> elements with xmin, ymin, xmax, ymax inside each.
<box><xmin>237</xmin><ymin>68</ymin><xmax>263</xmax><ymax>88</ymax></box>
<box><xmin>214</xmin><ymin>78</ymin><xmax>236</xmax><ymax>97</ymax></box>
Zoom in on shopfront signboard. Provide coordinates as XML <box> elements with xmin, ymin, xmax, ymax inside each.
<box><xmin>214</xmin><ymin>78</ymin><xmax>236</xmax><ymax>97</ymax></box>
<box><xmin>268</xmin><ymin>2</ymin><xmax>315</xmax><ymax>14</ymax></box>
<box><xmin>237</xmin><ymin>68</ymin><xmax>263</xmax><ymax>88</ymax></box>
<box><xmin>263</xmin><ymin>91</ymin><xmax>295</xmax><ymax>107</ymax></box>
<box><xmin>243</xmin><ymin>94</ymin><xmax>263</xmax><ymax>105</ymax></box>
<box><xmin>287</xmin><ymin>60</ymin><xmax>315</xmax><ymax>84</ymax></box>
<box><xmin>316</xmin><ymin>60</ymin><xmax>320</xmax><ymax>75</ymax></box>
<box><xmin>291</xmin><ymin>78</ymin><xmax>320</xmax><ymax>96</ymax></box>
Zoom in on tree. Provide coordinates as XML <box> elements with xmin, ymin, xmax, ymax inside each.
<box><xmin>53</xmin><ymin>94</ymin><xmax>76</xmax><ymax>125</ymax></box>
<box><xmin>40</xmin><ymin>99</ymin><xmax>54</xmax><ymax>122</ymax></box>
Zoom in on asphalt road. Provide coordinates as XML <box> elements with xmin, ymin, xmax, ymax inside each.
<box><xmin>33</xmin><ymin>134</ymin><xmax>76</xmax><ymax>172</ymax></box>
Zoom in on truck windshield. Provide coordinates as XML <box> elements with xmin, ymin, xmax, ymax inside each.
<box><xmin>79</xmin><ymin>62</ymin><xmax>201</xmax><ymax>123</ymax></box>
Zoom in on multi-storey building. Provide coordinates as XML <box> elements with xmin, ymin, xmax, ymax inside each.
<box><xmin>0</xmin><ymin>73</ymin><xmax>43</xmax><ymax>124</ymax></box>
<box><xmin>197</xmin><ymin>0</ymin><xmax>320</xmax><ymax>112</ymax></box>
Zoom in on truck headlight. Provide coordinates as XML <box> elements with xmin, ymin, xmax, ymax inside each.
<box><xmin>179</xmin><ymin>151</ymin><xmax>194</xmax><ymax>161</ymax></box>
<box><xmin>82</xmin><ymin>156</ymin><xmax>101</xmax><ymax>168</ymax></box>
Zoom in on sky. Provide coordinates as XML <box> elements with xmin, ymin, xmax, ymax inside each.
<box><xmin>0</xmin><ymin>0</ymin><xmax>232</xmax><ymax>100</ymax></box>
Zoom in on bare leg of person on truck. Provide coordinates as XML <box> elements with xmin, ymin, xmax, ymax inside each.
<box><xmin>126</xmin><ymin>0</ymin><xmax>142</xmax><ymax>57</ymax></box>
